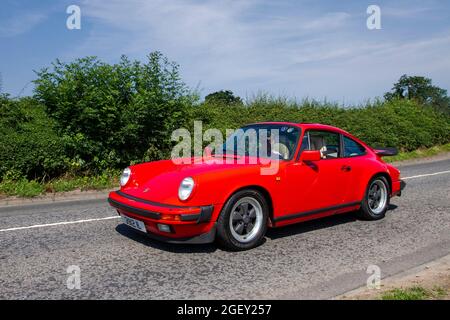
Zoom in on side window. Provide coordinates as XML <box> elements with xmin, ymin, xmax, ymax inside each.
<box><xmin>306</xmin><ymin>131</ymin><xmax>340</xmax><ymax>159</ymax></box>
<box><xmin>343</xmin><ymin>136</ymin><xmax>366</xmax><ymax>157</ymax></box>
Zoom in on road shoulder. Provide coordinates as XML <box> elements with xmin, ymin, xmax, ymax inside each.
<box><xmin>0</xmin><ymin>189</ymin><xmax>114</xmax><ymax>208</ymax></box>
<box><xmin>390</xmin><ymin>151</ymin><xmax>450</xmax><ymax>167</ymax></box>
<box><xmin>335</xmin><ymin>253</ymin><xmax>450</xmax><ymax>300</ymax></box>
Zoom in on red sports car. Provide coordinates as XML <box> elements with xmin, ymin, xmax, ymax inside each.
<box><xmin>108</xmin><ymin>122</ymin><xmax>406</xmax><ymax>250</ymax></box>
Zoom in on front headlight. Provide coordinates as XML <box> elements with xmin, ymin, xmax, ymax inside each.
<box><xmin>178</xmin><ymin>177</ymin><xmax>195</xmax><ymax>201</ymax></box>
<box><xmin>120</xmin><ymin>167</ymin><xmax>131</xmax><ymax>187</ymax></box>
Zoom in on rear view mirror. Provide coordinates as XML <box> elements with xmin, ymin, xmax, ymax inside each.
<box><xmin>300</xmin><ymin>150</ymin><xmax>321</xmax><ymax>162</ymax></box>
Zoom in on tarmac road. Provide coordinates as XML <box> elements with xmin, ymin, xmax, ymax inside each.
<box><xmin>0</xmin><ymin>158</ymin><xmax>449</xmax><ymax>299</ymax></box>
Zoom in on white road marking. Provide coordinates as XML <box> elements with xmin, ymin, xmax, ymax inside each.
<box><xmin>402</xmin><ymin>170</ymin><xmax>450</xmax><ymax>180</ymax></box>
<box><xmin>1</xmin><ymin>169</ymin><xmax>449</xmax><ymax>233</ymax></box>
<box><xmin>0</xmin><ymin>216</ymin><xmax>120</xmax><ymax>233</ymax></box>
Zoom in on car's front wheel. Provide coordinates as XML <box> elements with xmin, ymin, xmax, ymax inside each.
<box><xmin>216</xmin><ymin>189</ymin><xmax>269</xmax><ymax>251</ymax></box>
<box><xmin>359</xmin><ymin>176</ymin><xmax>390</xmax><ymax>220</ymax></box>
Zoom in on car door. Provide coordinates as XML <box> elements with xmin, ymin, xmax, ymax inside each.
<box><xmin>283</xmin><ymin>130</ymin><xmax>350</xmax><ymax>218</ymax></box>
<box><xmin>340</xmin><ymin>134</ymin><xmax>369</xmax><ymax>204</ymax></box>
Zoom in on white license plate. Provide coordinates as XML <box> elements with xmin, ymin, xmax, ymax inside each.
<box><xmin>121</xmin><ymin>214</ymin><xmax>147</xmax><ymax>233</ymax></box>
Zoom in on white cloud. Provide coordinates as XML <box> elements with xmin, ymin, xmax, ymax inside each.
<box><xmin>0</xmin><ymin>12</ymin><xmax>47</xmax><ymax>37</ymax></box>
<box><xmin>382</xmin><ymin>5</ymin><xmax>433</xmax><ymax>18</ymax></box>
<box><xmin>69</xmin><ymin>0</ymin><xmax>450</xmax><ymax>103</ymax></box>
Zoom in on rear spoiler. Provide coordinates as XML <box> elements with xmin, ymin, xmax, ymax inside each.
<box><xmin>374</xmin><ymin>147</ymin><xmax>398</xmax><ymax>156</ymax></box>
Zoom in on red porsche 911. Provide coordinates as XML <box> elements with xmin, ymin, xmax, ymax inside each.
<box><xmin>108</xmin><ymin>122</ymin><xmax>406</xmax><ymax>250</ymax></box>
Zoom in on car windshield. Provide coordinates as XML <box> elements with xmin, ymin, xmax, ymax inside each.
<box><xmin>217</xmin><ymin>124</ymin><xmax>300</xmax><ymax>160</ymax></box>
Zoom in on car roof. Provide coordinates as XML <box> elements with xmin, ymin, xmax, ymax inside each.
<box><xmin>249</xmin><ymin>122</ymin><xmax>349</xmax><ymax>135</ymax></box>
<box><xmin>243</xmin><ymin>122</ymin><xmax>371</xmax><ymax>150</ymax></box>
<box><xmin>298</xmin><ymin>123</ymin><xmax>349</xmax><ymax>134</ymax></box>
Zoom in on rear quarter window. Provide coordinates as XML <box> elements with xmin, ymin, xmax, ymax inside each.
<box><xmin>343</xmin><ymin>136</ymin><xmax>366</xmax><ymax>157</ymax></box>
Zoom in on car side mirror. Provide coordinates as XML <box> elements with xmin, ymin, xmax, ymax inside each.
<box><xmin>300</xmin><ymin>150</ymin><xmax>321</xmax><ymax>162</ymax></box>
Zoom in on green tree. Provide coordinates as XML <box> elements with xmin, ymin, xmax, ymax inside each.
<box><xmin>34</xmin><ymin>52</ymin><xmax>196</xmax><ymax>172</ymax></box>
<box><xmin>205</xmin><ymin>90</ymin><xmax>243</xmax><ymax>106</ymax></box>
<box><xmin>384</xmin><ymin>75</ymin><xmax>450</xmax><ymax>114</ymax></box>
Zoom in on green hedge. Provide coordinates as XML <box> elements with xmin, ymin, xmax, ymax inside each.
<box><xmin>1</xmin><ymin>53</ymin><xmax>449</xmax><ymax>183</ymax></box>
<box><xmin>0</xmin><ymin>95</ymin><xmax>67</xmax><ymax>180</ymax></box>
<box><xmin>188</xmin><ymin>97</ymin><xmax>450</xmax><ymax>152</ymax></box>
<box><xmin>1</xmin><ymin>94</ymin><xmax>449</xmax><ymax>183</ymax></box>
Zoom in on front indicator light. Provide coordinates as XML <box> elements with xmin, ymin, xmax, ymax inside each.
<box><xmin>160</xmin><ymin>214</ymin><xmax>181</xmax><ymax>221</ymax></box>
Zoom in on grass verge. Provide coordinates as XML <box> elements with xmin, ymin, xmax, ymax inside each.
<box><xmin>384</xmin><ymin>143</ymin><xmax>450</xmax><ymax>163</ymax></box>
<box><xmin>381</xmin><ymin>286</ymin><xmax>447</xmax><ymax>300</ymax></box>
<box><xmin>0</xmin><ymin>171</ymin><xmax>119</xmax><ymax>198</ymax></box>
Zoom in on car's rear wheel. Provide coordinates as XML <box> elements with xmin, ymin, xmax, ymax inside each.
<box><xmin>216</xmin><ymin>189</ymin><xmax>269</xmax><ymax>251</ymax></box>
<box><xmin>359</xmin><ymin>176</ymin><xmax>390</xmax><ymax>220</ymax></box>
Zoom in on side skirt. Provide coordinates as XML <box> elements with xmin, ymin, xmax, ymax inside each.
<box><xmin>273</xmin><ymin>201</ymin><xmax>361</xmax><ymax>226</ymax></box>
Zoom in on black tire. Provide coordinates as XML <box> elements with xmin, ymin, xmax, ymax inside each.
<box><xmin>216</xmin><ymin>189</ymin><xmax>269</xmax><ymax>251</ymax></box>
<box><xmin>358</xmin><ymin>175</ymin><xmax>390</xmax><ymax>220</ymax></box>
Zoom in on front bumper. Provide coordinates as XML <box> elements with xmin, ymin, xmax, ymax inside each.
<box><xmin>129</xmin><ymin>223</ymin><xmax>217</xmax><ymax>244</ymax></box>
<box><xmin>108</xmin><ymin>190</ymin><xmax>216</xmax><ymax>243</ymax></box>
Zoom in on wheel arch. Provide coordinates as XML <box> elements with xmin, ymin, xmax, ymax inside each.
<box><xmin>369</xmin><ymin>171</ymin><xmax>392</xmax><ymax>194</ymax></box>
<box><xmin>221</xmin><ymin>185</ymin><xmax>274</xmax><ymax>226</ymax></box>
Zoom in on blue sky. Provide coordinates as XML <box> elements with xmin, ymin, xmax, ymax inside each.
<box><xmin>1</xmin><ymin>0</ymin><xmax>450</xmax><ymax>104</ymax></box>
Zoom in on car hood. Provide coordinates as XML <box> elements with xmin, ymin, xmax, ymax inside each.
<box><xmin>120</xmin><ymin>157</ymin><xmax>266</xmax><ymax>206</ymax></box>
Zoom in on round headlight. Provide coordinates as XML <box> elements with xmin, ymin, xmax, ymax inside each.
<box><xmin>120</xmin><ymin>167</ymin><xmax>131</xmax><ymax>187</ymax></box>
<box><xmin>178</xmin><ymin>177</ymin><xmax>195</xmax><ymax>201</ymax></box>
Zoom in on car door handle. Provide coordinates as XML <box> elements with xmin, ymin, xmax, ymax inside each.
<box><xmin>341</xmin><ymin>165</ymin><xmax>352</xmax><ymax>172</ymax></box>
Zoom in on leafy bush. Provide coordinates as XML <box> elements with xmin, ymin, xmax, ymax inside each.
<box><xmin>0</xmin><ymin>94</ymin><xmax>67</xmax><ymax>180</ymax></box>
<box><xmin>34</xmin><ymin>52</ymin><xmax>197</xmax><ymax>173</ymax></box>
